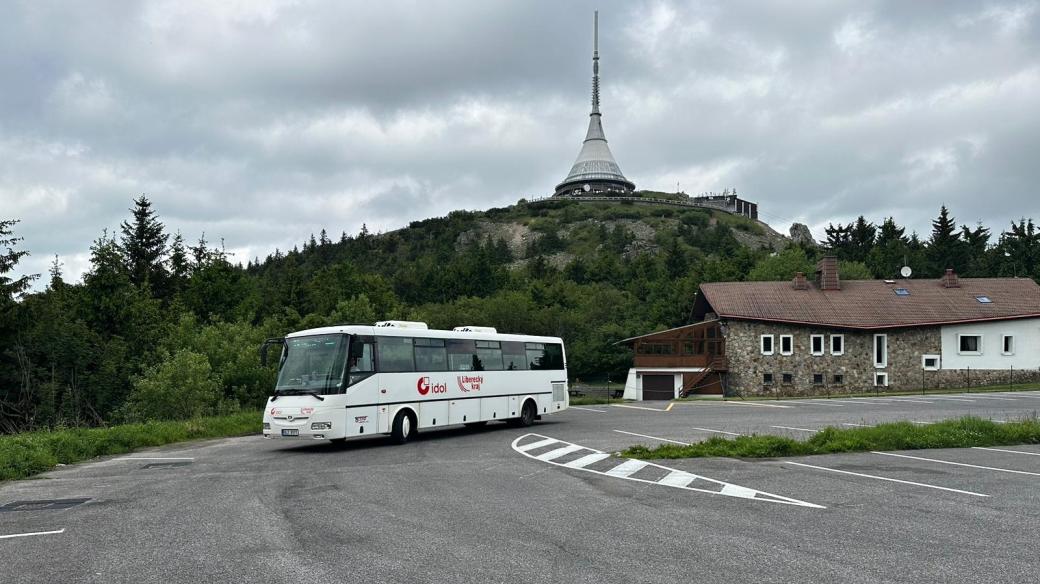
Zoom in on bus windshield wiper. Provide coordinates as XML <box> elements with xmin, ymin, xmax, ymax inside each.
<box><xmin>273</xmin><ymin>388</ymin><xmax>325</xmax><ymax>401</ymax></box>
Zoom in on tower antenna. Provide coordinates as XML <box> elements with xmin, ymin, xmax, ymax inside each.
<box><xmin>592</xmin><ymin>10</ymin><xmax>600</xmax><ymax>114</ymax></box>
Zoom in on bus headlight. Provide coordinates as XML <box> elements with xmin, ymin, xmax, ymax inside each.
<box><xmin>311</xmin><ymin>422</ymin><xmax>332</xmax><ymax>430</ymax></box>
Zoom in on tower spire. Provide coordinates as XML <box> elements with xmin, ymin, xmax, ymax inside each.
<box><xmin>592</xmin><ymin>10</ymin><xmax>600</xmax><ymax>114</ymax></box>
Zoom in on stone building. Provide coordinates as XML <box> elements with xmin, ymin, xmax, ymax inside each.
<box><xmin>621</xmin><ymin>257</ymin><xmax>1040</xmax><ymax>399</ymax></box>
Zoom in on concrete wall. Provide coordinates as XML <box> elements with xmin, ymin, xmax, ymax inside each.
<box><xmin>941</xmin><ymin>319</ymin><xmax>1040</xmax><ymax>370</ymax></box>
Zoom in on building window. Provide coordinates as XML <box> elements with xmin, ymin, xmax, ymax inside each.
<box><xmin>830</xmin><ymin>334</ymin><xmax>844</xmax><ymax>356</ymax></box>
<box><xmin>873</xmin><ymin>334</ymin><xmax>887</xmax><ymax>368</ymax></box>
<box><xmin>763</xmin><ymin>373</ymin><xmax>774</xmax><ymax>385</ymax></box>
<box><xmin>810</xmin><ymin>334</ymin><xmax>824</xmax><ymax>356</ymax></box>
<box><xmin>958</xmin><ymin>334</ymin><xmax>982</xmax><ymax>355</ymax></box>
<box><xmin>760</xmin><ymin>335</ymin><xmax>774</xmax><ymax>355</ymax></box>
<box><xmin>812</xmin><ymin>373</ymin><xmax>824</xmax><ymax>385</ymax></box>
<box><xmin>833</xmin><ymin>373</ymin><xmax>844</xmax><ymax>385</ymax></box>
<box><xmin>780</xmin><ymin>335</ymin><xmax>793</xmax><ymax>355</ymax></box>
<box><xmin>921</xmin><ymin>355</ymin><xmax>940</xmax><ymax>371</ymax></box>
<box><xmin>781</xmin><ymin>372</ymin><xmax>793</xmax><ymax>385</ymax></box>
<box><xmin>638</xmin><ymin>343</ymin><xmax>675</xmax><ymax>355</ymax></box>
<box><xmin>874</xmin><ymin>372</ymin><xmax>888</xmax><ymax>387</ymax></box>
<box><xmin>1003</xmin><ymin>335</ymin><xmax>1015</xmax><ymax>356</ymax></box>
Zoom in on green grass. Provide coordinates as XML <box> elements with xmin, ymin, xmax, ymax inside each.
<box><xmin>621</xmin><ymin>416</ymin><xmax>1040</xmax><ymax>460</ymax></box>
<box><xmin>569</xmin><ymin>396</ymin><xmax>617</xmax><ymax>405</ymax></box>
<box><xmin>0</xmin><ymin>411</ymin><xmax>262</xmax><ymax>482</ymax></box>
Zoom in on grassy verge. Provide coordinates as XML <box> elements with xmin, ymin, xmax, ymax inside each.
<box><xmin>569</xmin><ymin>396</ymin><xmax>619</xmax><ymax>405</ymax></box>
<box><xmin>0</xmin><ymin>410</ymin><xmax>262</xmax><ymax>482</ymax></box>
<box><xmin>621</xmin><ymin>416</ymin><xmax>1040</xmax><ymax>460</ymax></box>
<box><xmin>678</xmin><ymin>382</ymin><xmax>1040</xmax><ymax>402</ymax></box>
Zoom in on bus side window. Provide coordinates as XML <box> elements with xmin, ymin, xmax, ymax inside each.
<box><xmin>414</xmin><ymin>338</ymin><xmax>447</xmax><ymax>371</ymax></box>
<box><xmin>348</xmin><ymin>337</ymin><xmax>376</xmax><ymax>386</ymax></box>
<box><xmin>525</xmin><ymin>343</ymin><xmax>546</xmax><ymax>370</ymax></box>
<box><xmin>377</xmin><ymin>336</ymin><xmax>415</xmax><ymax>373</ymax></box>
<box><xmin>447</xmin><ymin>339</ymin><xmax>476</xmax><ymax>371</ymax></box>
<box><xmin>543</xmin><ymin>344</ymin><xmax>564</xmax><ymax>370</ymax></box>
<box><xmin>502</xmin><ymin>341</ymin><xmax>527</xmax><ymax>371</ymax></box>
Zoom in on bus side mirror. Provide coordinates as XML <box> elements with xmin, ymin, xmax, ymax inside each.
<box><xmin>260</xmin><ymin>338</ymin><xmax>285</xmax><ymax>367</ymax></box>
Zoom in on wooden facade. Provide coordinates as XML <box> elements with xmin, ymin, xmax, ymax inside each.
<box><xmin>627</xmin><ymin>320</ymin><xmax>728</xmax><ymax>396</ymax></box>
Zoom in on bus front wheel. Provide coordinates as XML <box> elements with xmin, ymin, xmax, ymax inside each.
<box><xmin>391</xmin><ymin>410</ymin><xmax>415</xmax><ymax>444</ymax></box>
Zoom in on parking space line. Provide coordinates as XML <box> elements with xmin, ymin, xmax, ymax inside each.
<box><xmin>872</xmin><ymin>452</ymin><xmax>1040</xmax><ymax>477</ymax></box>
<box><xmin>613</xmin><ymin>429</ymin><xmax>690</xmax><ymax>445</ymax></box>
<box><xmin>888</xmin><ymin>399</ymin><xmax>934</xmax><ymax>404</ymax></box>
<box><xmin>0</xmin><ymin>528</ymin><xmax>66</xmax><ymax>540</ymax></box>
<box><xmin>716</xmin><ymin>401</ymin><xmax>793</xmax><ymax>409</ymax></box>
<box><xmin>117</xmin><ymin>457</ymin><xmax>195</xmax><ymax>461</ymax></box>
<box><xmin>925</xmin><ymin>397</ymin><xmax>975</xmax><ymax>403</ymax></box>
<box><xmin>800</xmin><ymin>401</ymin><xmax>845</xmax><ymax>407</ymax></box>
<box><xmin>1001</xmin><ymin>393</ymin><xmax>1040</xmax><ymax>399</ymax></box>
<box><xmin>535</xmin><ymin>444</ymin><xmax>585</xmax><ymax>461</ymax></box>
<box><xmin>973</xmin><ymin>447</ymin><xmax>1040</xmax><ymax>457</ymax></box>
<box><xmin>771</xmin><ymin>425</ymin><xmax>816</xmax><ymax>432</ymax></box>
<box><xmin>604</xmin><ymin>459</ymin><xmax>649</xmax><ymax>477</ymax></box>
<box><xmin>841</xmin><ymin>423</ymin><xmax>873</xmax><ymax>427</ymax></box>
<box><xmin>956</xmin><ymin>395</ymin><xmax>1017</xmax><ymax>401</ymax></box>
<box><xmin>570</xmin><ymin>406</ymin><xmax>607</xmax><ymax>413</ymax></box>
<box><xmin>824</xmin><ymin>400</ymin><xmax>890</xmax><ymax>406</ymax></box>
<box><xmin>691</xmin><ymin>426</ymin><xmax>743</xmax><ymax>436</ymax></box>
<box><xmin>611</xmin><ymin>404</ymin><xmax>671</xmax><ymax>412</ymax></box>
<box><xmin>847</xmin><ymin>398</ymin><xmax>895</xmax><ymax>403</ymax></box>
<box><xmin>784</xmin><ymin>462</ymin><xmax>989</xmax><ymax>497</ymax></box>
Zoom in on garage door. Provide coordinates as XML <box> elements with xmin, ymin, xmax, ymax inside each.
<box><xmin>642</xmin><ymin>375</ymin><xmax>674</xmax><ymax>400</ymax></box>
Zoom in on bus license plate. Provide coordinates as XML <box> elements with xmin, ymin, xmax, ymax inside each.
<box><xmin>281</xmin><ymin>429</ymin><xmax>299</xmax><ymax>437</ymax></box>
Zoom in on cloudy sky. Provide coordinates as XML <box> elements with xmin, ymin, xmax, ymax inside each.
<box><xmin>2</xmin><ymin>0</ymin><xmax>1038</xmax><ymax>285</ymax></box>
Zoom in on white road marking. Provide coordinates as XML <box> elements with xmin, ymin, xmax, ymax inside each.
<box><xmin>799</xmin><ymin>401</ymin><xmax>845</xmax><ymax>407</ymax></box>
<box><xmin>872</xmin><ymin>451</ymin><xmax>1040</xmax><ymax>477</ymax></box>
<box><xmin>511</xmin><ymin>433</ymin><xmax>824</xmax><ymax>508</ymax></box>
<box><xmin>771</xmin><ymin>425</ymin><xmax>816</xmax><ymax>432</ymax></box>
<box><xmin>717</xmin><ymin>401</ymin><xmax>793</xmax><ymax>409</ymax></box>
<box><xmin>514</xmin><ymin>437</ymin><xmax>558</xmax><ymax>452</ymax></box>
<box><xmin>823</xmin><ymin>400</ymin><xmax>890</xmax><ymax>406</ymax></box>
<box><xmin>1000</xmin><ymin>393</ymin><xmax>1040</xmax><ymax>399</ymax></box>
<box><xmin>888</xmin><ymin>398</ymin><xmax>934</xmax><ymax>404</ymax></box>
<box><xmin>613</xmin><ymin>429</ymin><xmax>690</xmax><ymax>445</ymax></box>
<box><xmin>535</xmin><ymin>444</ymin><xmax>585</xmax><ymax>461</ymax></box>
<box><xmin>992</xmin><ymin>420</ymin><xmax>1009</xmax><ymax>424</ymax></box>
<box><xmin>925</xmin><ymin>396</ymin><xmax>975</xmax><ymax>403</ymax></box>
<box><xmin>784</xmin><ymin>462</ymin><xmax>988</xmax><ymax>497</ymax></box>
<box><xmin>116</xmin><ymin>457</ymin><xmax>195</xmax><ymax>461</ymax></box>
<box><xmin>611</xmin><ymin>404</ymin><xmax>669</xmax><ymax>412</ymax></box>
<box><xmin>659</xmin><ymin>470</ymin><xmax>698</xmax><ymax>488</ymax></box>
<box><xmin>841</xmin><ymin>423</ymin><xmax>873</xmax><ymax>427</ymax></box>
<box><xmin>973</xmin><ymin>447</ymin><xmax>1040</xmax><ymax>457</ymax></box>
<box><xmin>569</xmin><ymin>406</ymin><xmax>607</xmax><ymax>413</ymax></box>
<box><xmin>0</xmin><ymin>528</ymin><xmax>66</xmax><ymax>540</ymax></box>
<box><xmin>562</xmin><ymin>453</ymin><xmax>611</xmax><ymax>469</ymax></box>
<box><xmin>691</xmin><ymin>427</ymin><xmax>743</xmax><ymax>436</ymax></box>
<box><xmin>910</xmin><ymin>421</ymin><xmax>931</xmax><ymax>425</ymax></box>
<box><xmin>604</xmin><ymin>459</ymin><xmax>649</xmax><ymax>477</ymax></box>
<box><xmin>847</xmin><ymin>398</ymin><xmax>895</xmax><ymax>403</ymax></box>
<box><xmin>956</xmin><ymin>395</ymin><xmax>1017</xmax><ymax>401</ymax></box>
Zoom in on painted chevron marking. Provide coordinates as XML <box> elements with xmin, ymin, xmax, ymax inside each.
<box><xmin>511</xmin><ymin>433</ymin><xmax>824</xmax><ymax>509</ymax></box>
<box><xmin>535</xmin><ymin>444</ymin><xmax>584</xmax><ymax>461</ymax></box>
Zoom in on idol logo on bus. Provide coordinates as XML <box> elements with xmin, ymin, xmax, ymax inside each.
<box><xmin>456</xmin><ymin>375</ymin><xmax>483</xmax><ymax>392</ymax></box>
<box><xmin>417</xmin><ymin>376</ymin><xmax>447</xmax><ymax>396</ymax></box>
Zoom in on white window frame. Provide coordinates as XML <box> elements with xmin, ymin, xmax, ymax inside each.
<box><xmin>957</xmin><ymin>334</ymin><xmax>983</xmax><ymax>356</ymax></box>
<box><xmin>779</xmin><ymin>335</ymin><xmax>793</xmax><ymax>356</ymax></box>
<box><xmin>760</xmin><ymin>335</ymin><xmax>774</xmax><ymax>356</ymax></box>
<box><xmin>873</xmin><ymin>334</ymin><xmax>887</xmax><ymax>368</ymax></box>
<box><xmin>830</xmin><ymin>334</ymin><xmax>845</xmax><ymax>356</ymax></box>
<box><xmin>921</xmin><ymin>354</ymin><xmax>940</xmax><ymax>371</ymax></box>
<box><xmin>810</xmin><ymin>334</ymin><xmax>825</xmax><ymax>356</ymax></box>
<box><xmin>874</xmin><ymin>372</ymin><xmax>888</xmax><ymax>387</ymax></box>
<box><xmin>1002</xmin><ymin>335</ymin><xmax>1015</xmax><ymax>356</ymax></box>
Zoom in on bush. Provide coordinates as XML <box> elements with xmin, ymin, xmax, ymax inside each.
<box><xmin>123</xmin><ymin>350</ymin><xmax>231</xmax><ymax>422</ymax></box>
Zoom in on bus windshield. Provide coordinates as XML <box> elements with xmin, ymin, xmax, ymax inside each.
<box><xmin>275</xmin><ymin>334</ymin><xmax>347</xmax><ymax>395</ymax></box>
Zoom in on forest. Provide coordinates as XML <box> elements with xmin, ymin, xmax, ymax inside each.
<box><xmin>1</xmin><ymin>195</ymin><xmax>1037</xmax><ymax>433</ymax></box>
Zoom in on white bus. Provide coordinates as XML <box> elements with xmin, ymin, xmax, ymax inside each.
<box><xmin>261</xmin><ymin>321</ymin><xmax>568</xmax><ymax>444</ymax></box>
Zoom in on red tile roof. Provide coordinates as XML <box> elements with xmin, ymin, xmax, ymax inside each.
<box><xmin>698</xmin><ymin>278</ymin><xmax>1040</xmax><ymax>330</ymax></box>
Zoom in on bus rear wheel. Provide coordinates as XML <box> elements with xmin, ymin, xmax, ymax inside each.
<box><xmin>391</xmin><ymin>410</ymin><xmax>415</xmax><ymax>444</ymax></box>
<box><xmin>513</xmin><ymin>400</ymin><xmax>536</xmax><ymax>427</ymax></box>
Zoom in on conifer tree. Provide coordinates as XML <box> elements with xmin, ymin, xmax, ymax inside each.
<box><xmin>926</xmin><ymin>205</ymin><xmax>967</xmax><ymax>276</ymax></box>
<box><xmin>119</xmin><ymin>196</ymin><xmax>168</xmax><ymax>293</ymax></box>
<box><xmin>0</xmin><ymin>219</ymin><xmax>37</xmax><ymax>302</ymax></box>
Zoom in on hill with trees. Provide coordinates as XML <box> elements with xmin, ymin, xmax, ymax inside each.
<box><xmin>1</xmin><ymin>196</ymin><xmax>1037</xmax><ymax>432</ymax></box>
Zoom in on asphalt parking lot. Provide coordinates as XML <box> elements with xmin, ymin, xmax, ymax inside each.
<box><xmin>3</xmin><ymin>391</ymin><xmax>1040</xmax><ymax>583</ymax></box>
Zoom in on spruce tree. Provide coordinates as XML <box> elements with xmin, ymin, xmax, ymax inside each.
<box><xmin>926</xmin><ymin>205</ymin><xmax>967</xmax><ymax>276</ymax></box>
<box><xmin>0</xmin><ymin>219</ymin><xmax>37</xmax><ymax>302</ymax></box>
<box><xmin>119</xmin><ymin>195</ymin><xmax>168</xmax><ymax>293</ymax></box>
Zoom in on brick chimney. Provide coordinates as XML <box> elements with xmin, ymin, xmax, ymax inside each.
<box><xmin>815</xmin><ymin>256</ymin><xmax>840</xmax><ymax>291</ymax></box>
<box><xmin>941</xmin><ymin>268</ymin><xmax>960</xmax><ymax>288</ymax></box>
<box><xmin>792</xmin><ymin>271</ymin><xmax>808</xmax><ymax>290</ymax></box>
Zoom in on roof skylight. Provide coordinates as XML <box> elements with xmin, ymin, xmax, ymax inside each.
<box><xmin>894</xmin><ymin>288</ymin><xmax>910</xmax><ymax>296</ymax></box>
<box><xmin>975</xmin><ymin>295</ymin><xmax>993</xmax><ymax>304</ymax></box>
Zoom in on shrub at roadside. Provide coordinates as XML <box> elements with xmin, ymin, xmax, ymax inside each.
<box><xmin>0</xmin><ymin>411</ymin><xmax>261</xmax><ymax>482</ymax></box>
<box><xmin>122</xmin><ymin>349</ymin><xmax>235</xmax><ymax>422</ymax></box>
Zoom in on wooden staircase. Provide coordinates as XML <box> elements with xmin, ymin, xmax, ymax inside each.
<box><xmin>678</xmin><ymin>356</ymin><xmax>729</xmax><ymax>397</ymax></box>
